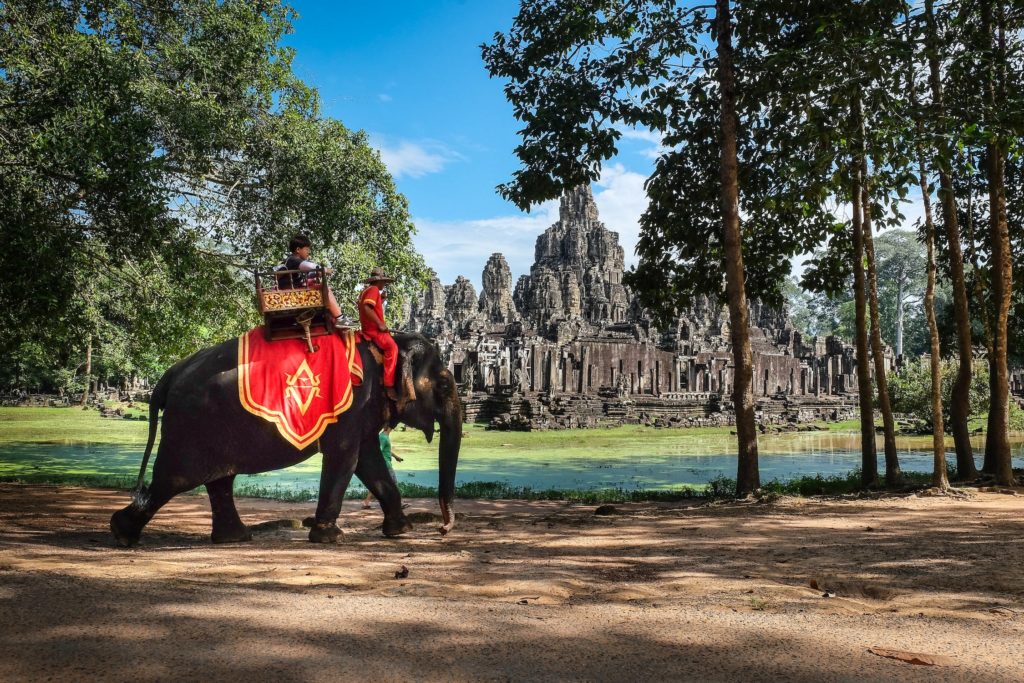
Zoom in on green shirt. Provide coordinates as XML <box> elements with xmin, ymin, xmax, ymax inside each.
<box><xmin>379</xmin><ymin>432</ymin><xmax>393</xmax><ymax>465</ymax></box>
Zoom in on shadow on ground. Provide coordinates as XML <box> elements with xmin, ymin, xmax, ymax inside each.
<box><xmin>1</xmin><ymin>484</ymin><xmax>1023</xmax><ymax>681</ymax></box>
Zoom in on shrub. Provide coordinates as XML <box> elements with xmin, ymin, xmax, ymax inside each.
<box><xmin>889</xmin><ymin>358</ymin><xmax>989</xmax><ymax>429</ymax></box>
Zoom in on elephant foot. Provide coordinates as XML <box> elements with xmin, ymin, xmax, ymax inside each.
<box><xmin>308</xmin><ymin>522</ymin><xmax>342</xmax><ymax>544</ymax></box>
<box><xmin>382</xmin><ymin>514</ymin><xmax>413</xmax><ymax>537</ymax></box>
<box><xmin>110</xmin><ymin>508</ymin><xmax>142</xmax><ymax>548</ymax></box>
<box><xmin>211</xmin><ymin>524</ymin><xmax>252</xmax><ymax>544</ymax></box>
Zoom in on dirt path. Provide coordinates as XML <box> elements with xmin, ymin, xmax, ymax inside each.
<box><xmin>1</xmin><ymin>483</ymin><xmax>1023</xmax><ymax>681</ymax></box>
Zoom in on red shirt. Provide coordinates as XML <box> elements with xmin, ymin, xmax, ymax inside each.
<box><xmin>359</xmin><ymin>285</ymin><xmax>385</xmax><ymax>332</ymax></box>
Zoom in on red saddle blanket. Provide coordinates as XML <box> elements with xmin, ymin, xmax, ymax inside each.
<box><xmin>237</xmin><ymin>328</ymin><xmax>363</xmax><ymax>449</ymax></box>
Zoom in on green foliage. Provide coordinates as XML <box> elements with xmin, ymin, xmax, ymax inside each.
<box><xmin>4</xmin><ymin>467</ymin><xmax>988</xmax><ymax>503</ymax></box>
<box><xmin>795</xmin><ymin>233</ymin><xmax>951</xmax><ymax>357</ymax></box>
<box><xmin>483</xmin><ymin>1</ymin><xmax>836</xmax><ymax>319</ymax></box>
<box><xmin>785</xmin><ymin>276</ymin><xmax>857</xmax><ymax>339</ymax></box>
<box><xmin>1009</xmin><ymin>401</ymin><xmax>1024</xmax><ymax>432</ymax></box>
<box><xmin>888</xmin><ymin>357</ymin><xmax>990</xmax><ymax>429</ymax></box>
<box><xmin>0</xmin><ymin>0</ymin><xmax>425</xmax><ymax>390</ymax></box>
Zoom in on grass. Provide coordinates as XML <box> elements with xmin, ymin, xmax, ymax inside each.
<box><xmin>0</xmin><ymin>472</ymin><xmax>140</xmax><ymax>490</ymax></box>
<box><xmin>0</xmin><ymin>405</ymin><xmax>823</xmax><ymax>448</ymax></box>
<box><xmin>0</xmin><ymin>472</ymin><xmax>723</xmax><ymax>503</ymax></box>
<box><xmin>0</xmin><ymin>467</ymin><xmax>1002</xmax><ymax>505</ymax></box>
<box><xmin>0</xmin><ymin>405</ymin><xmax>151</xmax><ymax>446</ymax></box>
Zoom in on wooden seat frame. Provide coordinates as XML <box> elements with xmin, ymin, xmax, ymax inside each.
<box><xmin>255</xmin><ymin>267</ymin><xmax>334</xmax><ymax>350</ymax></box>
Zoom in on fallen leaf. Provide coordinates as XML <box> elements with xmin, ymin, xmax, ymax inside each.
<box><xmin>867</xmin><ymin>647</ymin><xmax>953</xmax><ymax>666</ymax></box>
<box><xmin>394</xmin><ymin>565</ymin><xmax>409</xmax><ymax>579</ymax></box>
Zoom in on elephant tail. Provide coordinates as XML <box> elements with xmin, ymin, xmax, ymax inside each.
<box><xmin>133</xmin><ymin>371</ymin><xmax>170</xmax><ymax>496</ymax></box>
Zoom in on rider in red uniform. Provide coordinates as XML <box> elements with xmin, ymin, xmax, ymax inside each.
<box><xmin>359</xmin><ymin>267</ymin><xmax>399</xmax><ymax>401</ymax></box>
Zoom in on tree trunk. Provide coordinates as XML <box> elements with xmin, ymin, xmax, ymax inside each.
<box><xmin>982</xmin><ymin>0</ymin><xmax>1014</xmax><ymax>485</ymax></box>
<box><xmin>895</xmin><ymin>279</ymin><xmax>904</xmax><ymax>361</ymax></box>
<box><xmin>907</xmin><ymin>30</ymin><xmax>948</xmax><ymax>489</ymax></box>
<box><xmin>79</xmin><ymin>336</ymin><xmax>92</xmax><ymax>407</ymax></box>
<box><xmin>851</xmin><ymin>98</ymin><xmax>877</xmax><ymax>488</ymax></box>
<box><xmin>922</xmin><ymin>174</ymin><xmax>948</xmax><ymax>489</ymax></box>
<box><xmin>716</xmin><ymin>0</ymin><xmax>759</xmax><ymax>496</ymax></box>
<box><xmin>860</xmin><ymin>158</ymin><xmax>901</xmax><ymax>486</ymax></box>
<box><xmin>964</xmin><ymin>152</ymin><xmax>996</xmax><ymax>475</ymax></box>
<box><xmin>984</xmin><ymin>353</ymin><xmax>998</xmax><ymax>472</ymax></box>
<box><xmin>985</xmin><ymin>148</ymin><xmax>1013</xmax><ymax>484</ymax></box>
<box><xmin>925</xmin><ymin>0</ymin><xmax>976</xmax><ymax>479</ymax></box>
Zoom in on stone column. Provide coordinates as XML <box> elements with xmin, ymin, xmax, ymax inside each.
<box><xmin>580</xmin><ymin>346</ymin><xmax>589</xmax><ymax>393</ymax></box>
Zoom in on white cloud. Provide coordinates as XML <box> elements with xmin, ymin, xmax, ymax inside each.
<box><xmin>593</xmin><ymin>163</ymin><xmax>649</xmax><ymax>268</ymax></box>
<box><xmin>413</xmin><ymin>164</ymin><xmax>651</xmax><ymax>289</ymax></box>
<box><xmin>615</xmin><ymin>125</ymin><xmax>669</xmax><ymax>160</ymax></box>
<box><xmin>374</xmin><ymin>138</ymin><xmax>462</xmax><ymax>179</ymax></box>
<box><xmin>378</xmin><ymin>93</ymin><xmax>393</xmax><ymax>103</ymax></box>
<box><xmin>411</xmin><ymin>163</ymin><xmax>651</xmax><ymax>290</ymax></box>
<box><xmin>412</xmin><ymin>200</ymin><xmax>559</xmax><ymax>289</ymax></box>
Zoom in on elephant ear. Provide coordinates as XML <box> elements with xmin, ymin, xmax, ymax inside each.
<box><xmin>396</xmin><ymin>338</ymin><xmax>435</xmax><ymax>442</ymax></box>
<box><xmin>399</xmin><ymin>348</ymin><xmax>416</xmax><ymax>402</ymax></box>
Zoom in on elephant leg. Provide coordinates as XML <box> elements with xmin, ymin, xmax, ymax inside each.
<box><xmin>207</xmin><ymin>475</ymin><xmax>251</xmax><ymax>544</ymax></box>
<box><xmin>309</xmin><ymin>437</ymin><xmax>359</xmax><ymax>544</ymax></box>
<box><xmin>110</xmin><ymin>474</ymin><xmax>185</xmax><ymax>548</ymax></box>
<box><xmin>356</xmin><ymin>435</ymin><xmax>411</xmax><ymax>538</ymax></box>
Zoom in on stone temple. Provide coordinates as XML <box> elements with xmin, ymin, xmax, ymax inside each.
<box><xmin>402</xmin><ymin>186</ymin><xmax>873</xmax><ymax>430</ymax></box>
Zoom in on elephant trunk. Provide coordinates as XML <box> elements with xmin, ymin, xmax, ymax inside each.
<box><xmin>436</xmin><ymin>369</ymin><xmax>462</xmax><ymax>535</ymax></box>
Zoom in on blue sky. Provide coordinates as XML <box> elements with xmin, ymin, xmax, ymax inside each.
<box><xmin>284</xmin><ymin>1</ymin><xmax>662</xmax><ymax>289</ymax></box>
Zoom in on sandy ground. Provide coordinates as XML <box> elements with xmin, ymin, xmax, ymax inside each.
<box><xmin>1</xmin><ymin>484</ymin><xmax>1023</xmax><ymax>682</ymax></box>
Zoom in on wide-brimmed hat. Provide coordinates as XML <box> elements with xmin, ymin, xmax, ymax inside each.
<box><xmin>362</xmin><ymin>267</ymin><xmax>395</xmax><ymax>285</ymax></box>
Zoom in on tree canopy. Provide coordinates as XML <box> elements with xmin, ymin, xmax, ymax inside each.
<box><xmin>0</xmin><ymin>0</ymin><xmax>425</xmax><ymax>391</ymax></box>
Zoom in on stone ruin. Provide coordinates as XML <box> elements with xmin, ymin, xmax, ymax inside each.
<box><xmin>403</xmin><ymin>185</ymin><xmax>890</xmax><ymax>430</ymax></box>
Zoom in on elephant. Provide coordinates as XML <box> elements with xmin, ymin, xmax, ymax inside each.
<box><xmin>110</xmin><ymin>332</ymin><xmax>462</xmax><ymax>547</ymax></box>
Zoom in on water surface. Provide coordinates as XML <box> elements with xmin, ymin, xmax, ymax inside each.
<box><xmin>2</xmin><ymin>430</ymin><xmax>1021</xmax><ymax>495</ymax></box>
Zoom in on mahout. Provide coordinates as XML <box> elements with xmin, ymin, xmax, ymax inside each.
<box><xmin>110</xmin><ymin>333</ymin><xmax>462</xmax><ymax>546</ymax></box>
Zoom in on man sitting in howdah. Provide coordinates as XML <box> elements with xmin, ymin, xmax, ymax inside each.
<box><xmin>276</xmin><ymin>234</ymin><xmax>343</xmax><ymax>322</ymax></box>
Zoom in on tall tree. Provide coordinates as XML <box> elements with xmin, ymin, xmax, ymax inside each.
<box><xmin>861</xmin><ymin>155</ymin><xmax>901</xmax><ymax>485</ymax></box>
<box><xmin>850</xmin><ymin>107</ymin><xmax>879</xmax><ymax>486</ymax></box>
<box><xmin>483</xmin><ymin>1</ymin><xmax>781</xmax><ymax>495</ymax></box>
<box><xmin>923</xmin><ymin>0</ymin><xmax>977</xmax><ymax>480</ymax></box>
<box><xmin>979</xmin><ymin>0</ymin><xmax>1015</xmax><ymax>485</ymax></box>
<box><xmin>747</xmin><ymin>0</ymin><xmax>914</xmax><ymax>486</ymax></box>
<box><xmin>715</xmin><ymin>0</ymin><xmax>760</xmax><ymax>494</ymax></box>
<box><xmin>875</xmin><ymin>230</ymin><xmax>926</xmax><ymax>359</ymax></box>
<box><xmin>906</xmin><ymin>18</ymin><xmax>948</xmax><ymax>488</ymax></box>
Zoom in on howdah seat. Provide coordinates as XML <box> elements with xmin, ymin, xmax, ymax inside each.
<box><xmin>255</xmin><ymin>267</ymin><xmax>333</xmax><ymax>351</ymax></box>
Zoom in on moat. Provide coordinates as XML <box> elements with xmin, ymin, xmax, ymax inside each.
<box><xmin>4</xmin><ymin>428</ymin><xmax>1022</xmax><ymax>495</ymax></box>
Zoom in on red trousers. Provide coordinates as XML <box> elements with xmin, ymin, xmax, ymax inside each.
<box><xmin>362</xmin><ymin>328</ymin><xmax>397</xmax><ymax>387</ymax></box>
